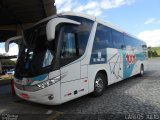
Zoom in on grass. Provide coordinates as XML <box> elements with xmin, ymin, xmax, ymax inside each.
<box><xmin>148</xmin><ymin>47</ymin><xmax>160</xmax><ymax>56</ymax></box>
<box><xmin>153</xmin><ymin>47</ymin><xmax>160</xmax><ymax>56</ymax></box>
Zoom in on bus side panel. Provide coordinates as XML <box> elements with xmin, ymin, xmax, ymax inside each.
<box><xmin>88</xmin><ymin>64</ymin><xmax>111</xmax><ymax>93</ymax></box>
<box><xmin>60</xmin><ymin>78</ymin><xmax>88</xmax><ymax>103</ymax></box>
<box><xmin>129</xmin><ymin>60</ymin><xmax>147</xmax><ymax>77</ymax></box>
<box><xmin>123</xmin><ymin>49</ymin><xmax>147</xmax><ymax>78</ymax></box>
<box><xmin>143</xmin><ymin>60</ymin><xmax>148</xmax><ymax>71</ymax></box>
<box><xmin>107</xmin><ymin>48</ymin><xmax>123</xmax><ymax>83</ymax></box>
<box><xmin>60</xmin><ymin>61</ymin><xmax>88</xmax><ymax>103</ymax></box>
<box><xmin>88</xmin><ymin>48</ymin><xmax>124</xmax><ymax>93</ymax></box>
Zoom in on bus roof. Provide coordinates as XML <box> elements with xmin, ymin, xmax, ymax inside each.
<box><xmin>34</xmin><ymin>12</ymin><xmax>145</xmax><ymax>44</ymax></box>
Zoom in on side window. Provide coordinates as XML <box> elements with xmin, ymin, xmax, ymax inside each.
<box><xmin>124</xmin><ymin>35</ymin><xmax>135</xmax><ymax>47</ymax></box>
<box><xmin>124</xmin><ymin>35</ymin><xmax>133</xmax><ymax>48</ymax></box>
<box><xmin>93</xmin><ymin>24</ymin><xmax>112</xmax><ymax>50</ymax></box>
<box><xmin>124</xmin><ymin>35</ymin><xmax>139</xmax><ymax>49</ymax></box>
<box><xmin>61</xmin><ymin>33</ymin><xmax>77</xmax><ymax>59</ymax></box>
<box><xmin>60</xmin><ymin>16</ymin><xmax>94</xmax><ymax>66</ymax></box>
<box><xmin>60</xmin><ymin>24</ymin><xmax>79</xmax><ymax>67</ymax></box>
<box><xmin>64</xmin><ymin>16</ymin><xmax>94</xmax><ymax>56</ymax></box>
<box><xmin>112</xmin><ymin>30</ymin><xmax>124</xmax><ymax>49</ymax></box>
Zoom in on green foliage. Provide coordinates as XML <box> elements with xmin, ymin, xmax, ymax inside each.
<box><xmin>0</xmin><ymin>54</ymin><xmax>16</xmax><ymax>66</ymax></box>
<box><xmin>1</xmin><ymin>59</ymin><xmax>16</xmax><ymax>66</ymax></box>
<box><xmin>148</xmin><ymin>47</ymin><xmax>160</xmax><ymax>58</ymax></box>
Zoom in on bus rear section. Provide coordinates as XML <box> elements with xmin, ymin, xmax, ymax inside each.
<box><xmin>87</xmin><ymin>22</ymin><xmax>147</xmax><ymax>96</ymax></box>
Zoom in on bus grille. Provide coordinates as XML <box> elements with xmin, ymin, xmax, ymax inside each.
<box><xmin>14</xmin><ymin>82</ymin><xmax>41</xmax><ymax>92</ymax></box>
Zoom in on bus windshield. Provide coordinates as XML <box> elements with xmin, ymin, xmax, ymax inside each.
<box><xmin>15</xmin><ymin>16</ymin><xmax>94</xmax><ymax>78</ymax></box>
<box><xmin>15</xmin><ymin>23</ymin><xmax>56</xmax><ymax>77</ymax></box>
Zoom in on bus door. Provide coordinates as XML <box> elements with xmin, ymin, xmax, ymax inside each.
<box><xmin>59</xmin><ymin>30</ymin><xmax>87</xmax><ymax>102</ymax></box>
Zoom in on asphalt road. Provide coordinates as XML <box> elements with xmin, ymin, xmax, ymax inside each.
<box><xmin>0</xmin><ymin>58</ymin><xmax>160</xmax><ymax>120</ymax></box>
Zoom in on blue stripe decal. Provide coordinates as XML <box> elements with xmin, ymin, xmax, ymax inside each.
<box><xmin>123</xmin><ymin>51</ymin><xmax>146</xmax><ymax>79</ymax></box>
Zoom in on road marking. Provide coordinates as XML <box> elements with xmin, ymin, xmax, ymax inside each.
<box><xmin>46</xmin><ymin>111</ymin><xmax>64</xmax><ymax>120</ymax></box>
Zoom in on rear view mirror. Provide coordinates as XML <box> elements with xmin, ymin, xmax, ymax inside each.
<box><xmin>5</xmin><ymin>36</ymin><xmax>22</xmax><ymax>53</ymax></box>
<box><xmin>46</xmin><ymin>18</ymin><xmax>80</xmax><ymax>41</ymax></box>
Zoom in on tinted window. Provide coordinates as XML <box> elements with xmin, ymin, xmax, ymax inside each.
<box><xmin>64</xmin><ymin>16</ymin><xmax>94</xmax><ymax>55</ymax></box>
<box><xmin>60</xmin><ymin>25</ymin><xmax>79</xmax><ymax>66</ymax></box>
<box><xmin>61</xmin><ymin>33</ymin><xmax>77</xmax><ymax>59</ymax></box>
<box><xmin>16</xmin><ymin>23</ymin><xmax>55</xmax><ymax>77</ymax></box>
<box><xmin>60</xmin><ymin>16</ymin><xmax>94</xmax><ymax>66</ymax></box>
<box><xmin>124</xmin><ymin>35</ymin><xmax>132</xmax><ymax>47</ymax></box>
<box><xmin>112</xmin><ymin>30</ymin><xmax>124</xmax><ymax>49</ymax></box>
<box><xmin>92</xmin><ymin>24</ymin><xmax>112</xmax><ymax>50</ymax></box>
<box><xmin>124</xmin><ymin>35</ymin><xmax>144</xmax><ymax>50</ymax></box>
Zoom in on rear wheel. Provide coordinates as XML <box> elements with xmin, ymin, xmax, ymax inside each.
<box><xmin>139</xmin><ymin>65</ymin><xmax>144</xmax><ymax>77</ymax></box>
<box><xmin>92</xmin><ymin>73</ymin><xmax>106</xmax><ymax>97</ymax></box>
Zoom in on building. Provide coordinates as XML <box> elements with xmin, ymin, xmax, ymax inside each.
<box><xmin>0</xmin><ymin>0</ymin><xmax>56</xmax><ymax>73</ymax></box>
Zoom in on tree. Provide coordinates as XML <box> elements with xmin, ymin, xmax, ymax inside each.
<box><xmin>0</xmin><ymin>54</ymin><xmax>16</xmax><ymax>74</ymax></box>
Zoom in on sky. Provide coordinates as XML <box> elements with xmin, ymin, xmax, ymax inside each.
<box><xmin>0</xmin><ymin>0</ymin><xmax>160</xmax><ymax>55</ymax></box>
<box><xmin>55</xmin><ymin>0</ymin><xmax>160</xmax><ymax>47</ymax></box>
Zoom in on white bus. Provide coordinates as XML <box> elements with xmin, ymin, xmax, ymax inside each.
<box><xmin>5</xmin><ymin>12</ymin><xmax>148</xmax><ymax>105</ymax></box>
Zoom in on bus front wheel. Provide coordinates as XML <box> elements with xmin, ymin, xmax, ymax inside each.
<box><xmin>92</xmin><ymin>73</ymin><xmax>106</xmax><ymax>97</ymax></box>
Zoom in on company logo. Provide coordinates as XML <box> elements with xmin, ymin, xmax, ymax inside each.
<box><xmin>126</xmin><ymin>54</ymin><xmax>136</xmax><ymax>64</ymax></box>
<box><xmin>93</xmin><ymin>52</ymin><xmax>105</xmax><ymax>62</ymax></box>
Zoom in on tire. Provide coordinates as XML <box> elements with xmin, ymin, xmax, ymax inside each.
<box><xmin>139</xmin><ymin>65</ymin><xmax>144</xmax><ymax>77</ymax></box>
<box><xmin>92</xmin><ymin>73</ymin><xmax>106</xmax><ymax>97</ymax></box>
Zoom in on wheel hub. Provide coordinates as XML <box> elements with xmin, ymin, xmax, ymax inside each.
<box><xmin>95</xmin><ymin>77</ymin><xmax>103</xmax><ymax>92</ymax></box>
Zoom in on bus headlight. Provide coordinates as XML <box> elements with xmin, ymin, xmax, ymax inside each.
<box><xmin>37</xmin><ymin>76</ymin><xmax>60</xmax><ymax>89</ymax></box>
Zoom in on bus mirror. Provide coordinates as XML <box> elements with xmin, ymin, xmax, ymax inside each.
<box><xmin>5</xmin><ymin>36</ymin><xmax>22</xmax><ymax>53</ymax></box>
<box><xmin>46</xmin><ymin>18</ymin><xmax>80</xmax><ymax>41</ymax></box>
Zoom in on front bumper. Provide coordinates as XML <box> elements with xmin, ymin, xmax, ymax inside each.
<box><xmin>14</xmin><ymin>82</ymin><xmax>62</xmax><ymax>105</ymax></box>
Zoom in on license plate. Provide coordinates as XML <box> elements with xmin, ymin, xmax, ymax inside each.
<box><xmin>21</xmin><ymin>93</ymin><xmax>29</xmax><ymax>100</ymax></box>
